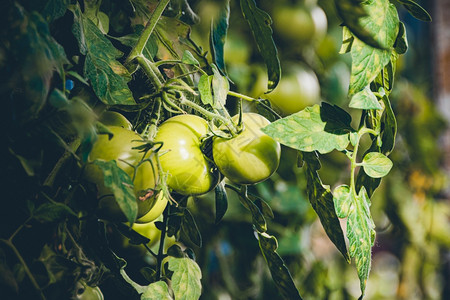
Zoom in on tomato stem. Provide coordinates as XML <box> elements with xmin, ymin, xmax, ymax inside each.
<box><xmin>155</xmin><ymin>205</ymin><xmax>170</xmax><ymax>280</ymax></box>
<box><xmin>227</xmin><ymin>90</ymin><xmax>256</xmax><ymax>102</ymax></box>
<box><xmin>125</xmin><ymin>0</ymin><xmax>170</xmax><ymax>64</ymax></box>
<box><xmin>136</xmin><ymin>55</ymin><xmax>164</xmax><ymax>89</ymax></box>
<box><xmin>0</xmin><ymin>239</ymin><xmax>46</xmax><ymax>300</ymax></box>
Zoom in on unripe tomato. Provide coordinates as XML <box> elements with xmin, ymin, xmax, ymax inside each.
<box><xmin>154</xmin><ymin>114</ymin><xmax>219</xmax><ymax>195</ymax></box>
<box><xmin>273</xmin><ymin>4</ymin><xmax>327</xmax><ymax>46</ymax></box>
<box><xmin>213</xmin><ymin>113</ymin><xmax>281</xmax><ymax>185</ymax></box>
<box><xmin>136</xmin><ymin>192</ymin><xmax>168</xmax><ymax>223</ymax></box>
<box><xmin>224</xmin><ymin>32</ymin><xmax>251</xmax><ymax>65</ymax></box>
<box><xmin>127</xmin><ymin>216</ymin><xmax>177</xmax><ymax>252</ymax></box>
<box><xmin>265</xmin><ymin>64</ymin><xmax>321</xmax><ymax>115</ymax></box>
<box><xmin>98</xmin><ymin>111</ymin><xmax>132</xmax><ymax>130</ymax></box>
<box><xmin>131</xmin><ymin>219</ymin><xmax>162</xmax><ymax>248</ymax></box>
<box><xmin>84</xmin><ymin>126</ymin><xmax>164</xmax><ymax>221</ymax></box>
<box><xmin>74</xmin><ymin>281</ymin><xmax>103</xmax><ymax>300</ymax></box>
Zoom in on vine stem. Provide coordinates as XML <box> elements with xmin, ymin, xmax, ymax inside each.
<box><xmin>227</xmin><ymin>90</ymin><xmax>256</xmax><ymax>102</ymax></box>
<box><xmin>174</xmin><ymin>93</ymin><xmax>238</xmax><ymax>135</ymax></box>
<box><xmin>349</xmin><ymin>127</ymin><xmax>379</xmax><ymax>196</ymax></box>
<box><xmin>136</xmin><ymin>55</ymin><xmax>164</xmax><ymax>89</ymax></box>
<box><xmin>125</xmin><ymin>0</ymin><xmax>171</xmax><ymax>64</ymax></box>
<box><xmin>155</xmin><ymin>205</ymin><xmax>169</xmax><ymax>280</ymax></box>
<box><xmin>44</xmin><ymin>138</ymin><xmax>81</xmax><ymax>187</ymax></box>
<box><xmin>350</xmin><ymin>134</ymin><xmax>361</xmax><ymax>198</ymax></box>
<box><xmin>0</xmin><ymin>238</ymin><xmax>46</xmax><ymax>300</ymax></box>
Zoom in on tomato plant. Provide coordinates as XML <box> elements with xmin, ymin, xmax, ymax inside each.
<box><xmin>213</xmin><ymin>113</ymin><xmax>281</xmax><ymax>184</ymax></box>
<box><xmin>1</xmin><ymin>0</ymin><xmax>443</xmax><ymax>300</ymax></box>
<box><xmin>154</xmin><ymin>114</ymin><xmax>220</xmax><ymax>196</ymax></box>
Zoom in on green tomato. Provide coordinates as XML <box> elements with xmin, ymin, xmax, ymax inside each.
<box><xmin>84</xmin><ymin>126</ymin><xmax>163</xmax><ymax>222</ymax></box>
<box><xmin>74</xmin><ymin>281</ymin><xmax>103</xmax><ymax>300</ymax></box>
<box><xmin>131</xmin><ymin>218</ymin><xmax>162</xmax><ymax>248</ymax></box>
<box><xmin>213</xmin><ymin>113</ymin><xmax>281</xmax><ymax>185</ymax></box>
<box><xmin>224</xmin><ymin>32</ymin><xmax>251</xmax><ymax>65</ymax></box>
<box><xmin>155</xmin><ymin>114</ymin><xmax>219</xmax><ymax>195</ymax></box>
<box><xmin>135</xmin><ymin>192</ymin><xmax>168</xmax><ymax>223</ymax></box>
<box><xmin>127</xmin><ymin>218</ymin><xmax>177</xmax><ymax>252</ymax></box>
<box><xmin>98</xmin><ymin>111</ymin><xmax>132</xmax><ymax>130</ymax></box>
<box><xmin>273</xmin><ymin>4</ymin><xmax>327</xmax><ymax>45</ymax></box>
<box><xmin>266</xmin><ymin>64</ymin><xmax>321</xmax><ymax>115</ymax></box>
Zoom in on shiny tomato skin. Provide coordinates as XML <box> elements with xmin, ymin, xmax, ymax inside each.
<box><xmin>84</xmin><ymin>126</ymin><xmax>161</xmax><ymax>221</ymax></box>
<box><xmin>212</xmin><ymin>113</ymin><xmax>281</xmax><ymax>185</ymax></box>
<box><xmin>267</xmin><ymin>64</ymin><xmax>321</xmax><ymax>115</ymax></box>
<box><xmin>136</xmin><ymin>192</ymin><xmax>168</xmax><ymax>223</ymax></box>
<box><xmin>155</xmin><ymin>114</ymin><xmax>218</xmax><ymax>195</ymax></box>
<box><xmin>98</xmin><ymin>111</ymin><xmax>132</xmax><ymax>130</ymax></box>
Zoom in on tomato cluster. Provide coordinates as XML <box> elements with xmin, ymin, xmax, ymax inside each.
<box><xmin>83</xmin><ymin>111</ymin><xmax>280</xmax><ymax>248</ymax></box>
<box><xmin>155</xmin><ymin>113</ymin><xmax>281</xmax><ymax>189</ymax></box>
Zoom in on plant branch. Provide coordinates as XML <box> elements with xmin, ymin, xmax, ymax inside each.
<box><xmin>0</xmin><ymin>239</ymin><xmax>46</xmax><ymax>300</ymax></box>
<box><xmin>126</xmin><ymin>0</ymin><xmax>170</xmax><ymax>64</ymax></box>
<box><xmin>155</xmin><ymin>205</ymin><xmax>169</xmax><ymax>280</ymax></box>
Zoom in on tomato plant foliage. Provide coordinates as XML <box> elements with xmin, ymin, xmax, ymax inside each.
<box><xmin>0</xmin><ymin>0</ymin><xmax>436</xmax><ymax>299</ymax></box>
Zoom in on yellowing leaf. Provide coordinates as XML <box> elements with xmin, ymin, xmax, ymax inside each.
<box><xmin>167</xmin><ymin>257</ymin><xmax>202</xmax><ymax>300</ymax></box>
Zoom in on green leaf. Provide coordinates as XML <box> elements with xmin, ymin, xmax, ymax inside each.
<box><xmin>33</xmin><ymin>202</ymin><xmax>77</xmax><ymax>223</ymax></box>
<box><xmin>93</xmin><ymin>160</ymin><xmax>137</xmax><ymax>224</ymax></box>
<box><xmin>214</xmin><ymin>181</ymin><xmax>228</xmax><ymax>224</ymax></box>
<box><xmin>348</xmin><ymin>0</ymin><xmax>400</xmax><ymax>95</ymax></box>
<box><xmin>71</xmin><ymin>4</ymin><xmax>135</xmax><ymax>106</ymax></box>
<box><xmin>164</xmin><ymin>0</ymin><xmax>200</xmax><ymax>25</ymax></box>
<box><xmin>181</xmin><ymin>50</ymin><xmax>200</xmax><ymax>66</ymax></box>
<box><xmin>257</xmin><ymin>232</ymin><xmax>303</xmax><ymax>300</ymax></box>
<box><xmin>115</xmin><ymin>223</ymin><xmax>150</xmax><ymax>246</ymax></box>
<box><xmin>380</xmin><ymin>95</ymin><xmax>397</xmax><ymax>155</ymax></box>
<box><xmin>349</xmin><ymin>86</ymin><xmax>382</xmax><ymax>110</ymax></box>
<box><xmin>349</xmin><ymin>38</ymin><xmax>391</xmax><ymax>95</ymax></box>
<box><xmin>182</xmin><ymin>209</ymin><xmax>202</xmax><ymax>247</ymax></box>
<box><xmin>42</xmin><ymin>0</ymin><xmax>70</xmax><ymax>22</ymax></box>
<box><xmin>250</xmin><ymin>194</ymin><xmax>274</xmax><ymax>220</ymax></box>
<box><xmin>339</xmin><ymin>26</ymin><xmax>354</xmax><ymax>54</ymax></box>
<box><xmin>361</xmin><ymin>152</ymin><xmax>393</xmax><ymax>178</ymax></box>
<box><xmin>198</xmin><ymin>74</ymin><xmax>213</xmax><ymax>106</ymax></box>
<box><xmin>396</xmin><ymin>0</ymin><xmax>432</xmax><ymax>22</ymax></box>
<box><xmin>4</xmin><ymin>4</ymin><xmax>69</xmax><ymax>121</ymax></box>
<box><xmin>359</xmin><ymin>0</ymin><xmax>399</xmax><ymax>49</ymax></box>
<box><xmin>373</xmin><ymin>55</ymin><xmax>398</xmax><ymax>95</ymax></box>
<box><xmin>112</xmin><ymin>25</ymin><xmax>158</xmax><ymax>60</ymax></box>
<box><xmin>210</xmin><ymin>1</ymin><xmax>230</xmax><ymax>76</ymax></box>
<box><xmin>167</xmin><ymin>257</ymin><xmax>202</xmax><ymax>300</ymax></box>
<box><xmin>240</xmin><ymin>0</ymin><xmax>280</xmax><ymax>92</ymax></box>
<box><xmin>336</xmin><ymin>0</ymin><xmax>399</xmax><ymax>49</ymax></box>
<box><xmin>211</xmin><ymin>64</ymin><xmax>229</xmax><ymax>108</ymax></box>
<box><xmin>303</xmin><ymin>152</ymin><xmax>350</xmax><ymax>262</ymax></box>
<box><xmin>394</xmin><ymin>22</ymin><xmax>408</xmax><ymax>55</ymax></box>
<box><xmin>262</xmin><ymin>104</ymin><xmax>351</xmax><ymax>154</ymax></box>
<box><xmin>335</xmin><ymin>0</ymin><xmax>381</xmax><ymax>49</ymax></box>
<box><xmin>346</xmin><ymin>187</ymin><xmax>376</xmax><ymax>297</ymax></box>
<box><xmin>141</xmin><ymin>281</ymin><xmax>173</xmax><ymax>300</ymax></box>
<box><xmin>155</xmin><ymin>17</ymin><xmax>209</xmax><ymax>68</ymax></box>
<box><xmin>83</xmin><ymin>0</ymin><xmax>109</xmax><ymax>34</ymax></box>
<box><xmin>333</xmin><ymin>185</ymin><xmax>353</xmax><ymax>218</ymax></box>
<box><xmin>355</xmin><ymin>138</ymin><xmax>382</xmax><ymax>197</ymax></box>
<box><xmin>237</xmin><ymin>193</ymin><xmax>267</xmax><ymax>233</ymax></box>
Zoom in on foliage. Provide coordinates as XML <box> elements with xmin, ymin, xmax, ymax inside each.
<box><xmin>1</xmin><ymin>0</ymin><xmax>447</xmax><ymax>299</ymax></box>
